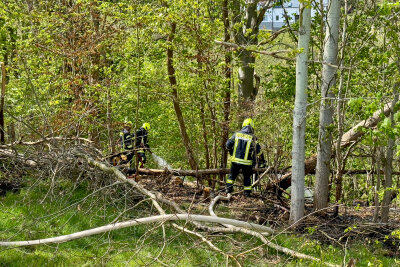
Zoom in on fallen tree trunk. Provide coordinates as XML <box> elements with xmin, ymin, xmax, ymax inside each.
<box><xmin>86</xmin><ymin>156</ymin><xmax>165</xmax><ymax>214</ymax></box>
<box><xmin>0</xmin><ymin>208</ymin><xmax>339</xmax><ymax>266</ymax></box>
<box><xmin>0</xmin><ymin>136</ymin><xmax>93</xmax><ymax>149</ymax></box>
<box><xmin>1</xmin><ymin>155</ymin><xmax>339</xmax><ymax>266</ymax></box>
<box><xmin>0</xmin><ymin>213</ymin><xmax>272</xmax><ymax>247</ymax></box>
<box><xmin>138</xmin><ymin>167</ymin><xmax>391</xmax><ymax>178</ymax></box>
<box><xmin>137</xmin><ymin>167</ymin><xmax>273</xmax><ymax>177</ymax></box>
<box><xmin>268</xmin><ymin>102</ymin><xmax>393</xmax><ymax>191</ymax></box>
<box><xmin>87</xmin><ymin>156</ymin><xmax>340</xmax><ymax>265</ymax></box>
<box><xmin>88</xmin><ymin>156</ymin><xmax>273</xmax><ymax>232</ymax></box>
<box><xmin>0</xmin><ymin>149</ymin><xmax>37</xmax><ymax>167</ymax></box>
<box><xmin>86</xmin><ymin>156</ymin><xmax>242</xmax><ymax>261</ymax></box>
<box><xmin>340</xmin><ymin>102</ymin><xmax>392</xmax><ymax>147</ymax></box>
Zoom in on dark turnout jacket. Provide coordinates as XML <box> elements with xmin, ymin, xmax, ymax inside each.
<box><xmin>226</xmin><ymin>126</ymin><xmax>260</xmax><ymax>166</ymax></box>
<box><xmin>135</xmin><ymin>127</ymin><xmax>150</xmax><ymax>151</ymax></box>
<box><xmin>119</xmin><ymin>129</ymin><xmax>133</xmax><ymax>150</ymax></box>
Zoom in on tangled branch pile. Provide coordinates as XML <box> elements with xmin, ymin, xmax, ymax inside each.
<box><xmin>0</xmin><ymin>138</ymin><xmax>374</xmax><ymax>266</ymax></box>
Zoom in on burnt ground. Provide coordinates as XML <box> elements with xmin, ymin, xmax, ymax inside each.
<box><xmin>138</xmin><ymin>174</ymin><xmax>400</xmax><ymax>257</ymax></box>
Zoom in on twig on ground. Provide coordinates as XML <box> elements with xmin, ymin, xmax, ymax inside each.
<box><xmin>208</xmin><ymin>194</ymin><xmax>340</xmax><ymax>267</ymax></box>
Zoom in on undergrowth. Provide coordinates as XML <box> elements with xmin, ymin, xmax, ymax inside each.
<box><xmin>0</xmin><ymin>174</ymin><xmax>397</xmax><ymax>266</ymax></box>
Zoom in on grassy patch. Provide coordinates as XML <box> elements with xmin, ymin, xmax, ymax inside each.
<box><xmin>0</xmin><ymin>177</ymin><xmax>397</xmax><ymax>266</ymax></box>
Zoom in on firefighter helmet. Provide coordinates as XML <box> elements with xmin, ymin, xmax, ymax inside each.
<box><xmin>124</xmin><ymin>121</ymin><xmax>132</xmax><ymax>128</ymax></box>
<box><xmin>142</xmin><ymin>122</ymin><xmax>151</xmax><ymax>131</ymax></box>
<box><xmin>242</xmin><ymin>118</ymin><xmax>254</xmax><ymax>129</ymax></box>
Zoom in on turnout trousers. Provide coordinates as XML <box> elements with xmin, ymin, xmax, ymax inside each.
<box><xmin>226</xmin><ymin>162</ymin><xmax>253</xmax><ymax>195</ymax></box>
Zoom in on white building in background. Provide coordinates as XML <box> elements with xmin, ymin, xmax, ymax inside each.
<box><xmin>260</xmin><ymin>0</ymin><xmax>329</xmax><ymax>31</ymax></box>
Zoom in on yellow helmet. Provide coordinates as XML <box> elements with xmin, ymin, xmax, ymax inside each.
<box><xmin>124</xmin><ymin>121</ymin><xmax>132</xmax><ymax>128</ymax></box>
<box><xmin>242</xmin><ymin>118</ymin><xmax>254</xmax><ymax>129</ymax></box>
<box><xmin>142</xmin><ymin>122</ymin><xmax>150</xmax><ymax>131</ymax></box>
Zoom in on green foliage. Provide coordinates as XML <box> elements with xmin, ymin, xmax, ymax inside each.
<box><xmin>263</xmin><ymin>64</ymin><xmax>296</xmax><ymax>101</ymax></box>
<box><xmin>2</xmin><ymin>0</ymin><xmax>400</xmax><ymax>227</ymax></box>
<box><xmin>2</xmin><ymin>0</ymin><xmax>400</xmax><ymax>265</ymax></box>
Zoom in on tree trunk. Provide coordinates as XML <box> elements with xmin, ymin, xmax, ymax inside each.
<box><xmin>7</xmin><ymin>123</ymin><xmax>15</xmax><ymax>143</ymax></box>
<box><xmin>373</xmin><ymin>146</ymin><xmax>382</xmax><ymax>222</ymax></box>
<box><xmin>106</xmin><ymin>86</ymin><xmax>114</xmax><ymax>153</ymax></box>
<box><xmin>232</xmin><ymin>0</ymin><xmax>266</xmax><ymax>113</ymax></box>
<box><xmin>134</xmin><ymin>19</ymin><xmax>141</xmax><ymax>174</ymax></box>
<box><xmin>236</xmin><ymin>1</ymin><xmax>257</xmax><ymax>115</ymax></box>
<box><xmin>200</xmin><ymin>101</ymin><xmax>211</xmax><ymax>170</ymax></box>
<box><xmin>381</xmin><ymin>86</ymin><xmax>398</xmax><ymax>223</ymax></box>
<box><xmin>340</xmin><ymin>102</ymin><xmax>393</xmax><ymax>147</ymax></box>
<box><xmin>314</xmin><ymin>0</ymin><xmax>341</xmax><ymax>211</ymax></box>
<box><xmin>205</xmin><ymin>93</ymin><xmax>218</xmax><ymax>187</ymax></box>
<box><xmin>333</xmin><ymin>0</ymin><xmax>349</xmax><ymax>217</ymax></box>
<box><xmin>167</xmin><ymin>22</ymin><xmax>198</xmax><ymax>170</ymax></box>
<box><xmin>220</xmin><ymin>0</ymin><xmax>232</xmax><ymax>186</ymax></box>
<box><xmin>137</xmin><ymin>167</ymin><xmax>271</xmax><ymax>178</ymax></box>
<box><xmin>272</xmin><ymin>101</ymin><xmax>395</xmax><ymax>192</ymax></box>
<box><xmin>204</xmin><ymin>93</ymin><xmax>218</xmax><ymax>169</ymax></box>
<box><xmin>196</xmin><ymin>50</ymin><xmax>210</xmax><ymax>173</ymax></box>
<box><xmin>290</xmin><ymin>4</ymin><xmax>311</xmax><ymax>224</ymax></box>
<box><xmin>238</xmin><ymin>49</ymin><xmax>256</xmax><ymax>100</ymax></box>
<box><xmin>319</xmin><ymin>0</ymin><xmax>325</xmax><ymax>61</ymax></box>
<box><xmin>0</xmin><ymin>62</ymin><xmax>6</xmax><ymax>144</ymax></box>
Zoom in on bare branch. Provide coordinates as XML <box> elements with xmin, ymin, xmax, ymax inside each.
<box><xmin>214</xmin><ymin>40</ymin><xmax>294</xmax><ymax>61</ymax></box>
<box><xmin>0</xmin><ymin>214</ymin><xmax>274</xmax><ymax>247</ymax></box>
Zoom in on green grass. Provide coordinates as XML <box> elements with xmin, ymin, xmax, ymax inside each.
<box><xmin>0</xmin><ymin>176</ymin><xmax>398</xmax><ymax>266</ymax></box>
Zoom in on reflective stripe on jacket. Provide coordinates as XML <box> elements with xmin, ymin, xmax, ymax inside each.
<box><xmin>135</xmin><ymin>127</ymin><xmax>149</xmax><ymax>153</ymax></box>
<box><xmin>120</xmin><ymin>130</ymin><xmax>133</xmax><ymax>150</ymax></box>
<box><xmin>232</xmin><ymin>132</ymin><xmax>253</xmax><ymax>165</ymax></box>
<box><xmin>226</xmin><ymin>126</ymin><xmax>256</xmax><ymax>166</ymax></box>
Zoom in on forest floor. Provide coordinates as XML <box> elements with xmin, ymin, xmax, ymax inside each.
<box><xmin>139</xmin><ymin>174</ymin><xmax>400</xmax><ymax>259</ymax></box>
<box><xmin>1</xmin><ymin>166</ymin><xmax>399</xmax><ymax>266</ymax></box>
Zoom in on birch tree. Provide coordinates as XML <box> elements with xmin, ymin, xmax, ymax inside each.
<box><xmin>314</xmin><ymin>0</ymin><xmax>341</xmax><ymax>211</ymax></box>
<box><xmin>290</xmin><ymin>2</ymin><xmax>311</xmax><ymax>224</ymax></box>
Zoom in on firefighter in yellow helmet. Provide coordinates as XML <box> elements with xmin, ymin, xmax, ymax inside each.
<box><xmin>135</xmin><ymin>122</ymin><xmax>151</xmax><ymax>168</ymax></box>
<box><xmin>226</xmin><ymin>118</ymin><xmax>260</xmax><ymax>197</ymax></box>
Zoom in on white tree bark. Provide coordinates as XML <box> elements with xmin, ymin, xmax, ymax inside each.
<box><xmin>0</xmin><ymin>214</ymin><xmax>272</xmax><ymax>247</ymax></box>
<box><xmin>315</xmin><ymin>0</ymin><xmax>341</xmax><ymax>211</ymax></box>
<box><xmin>0</xmin><ymin>207</ymin><xmax>340</xmax><ymax>266</ymax></box>
<box><xmin>290</xmin><ymin>4</ymin><xmax>311</xmax><ymax>224</ymax></box>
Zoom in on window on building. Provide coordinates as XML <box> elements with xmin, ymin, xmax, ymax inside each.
<box><xmin>295</xmin><ymin>15</ymin><xmax>299</xmax><ymax>22</ymax></box>
<box><xmin>276</xmin><ymin>15</ymin><xmax>279</xmax><ymax>21</ymax></box>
